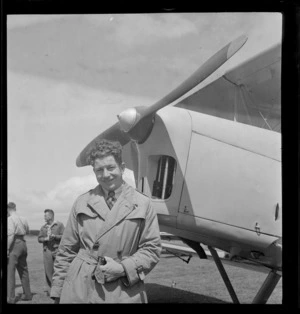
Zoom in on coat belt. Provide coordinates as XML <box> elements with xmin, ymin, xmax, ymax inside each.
<box><xmin>77</xmin><ymin>249</ymin><xmax>99</xmax><ymax>265</ymax></box>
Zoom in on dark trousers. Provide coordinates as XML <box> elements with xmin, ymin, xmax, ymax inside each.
<box><xmin>43</xmin><ymin>248</ymin><xmax>55</xmax><ymax>292</ymax></box>
<box><xmin>7</xmin><ymin>238</ymin><xmax>32</xmax><ymax>301</ymax></box>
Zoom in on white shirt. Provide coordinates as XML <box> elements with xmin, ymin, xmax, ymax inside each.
<box><xmin>45</xmin><ymin>220</ymin><xmax>58</xmax><ymax>237</ymax></box>
<box><xmin>8</xmin><ymin>212</ymin><xmax>29</xmax><ymax>250</ymax></box>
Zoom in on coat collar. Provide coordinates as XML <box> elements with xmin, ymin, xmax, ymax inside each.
<box><xmin>93</xmin><ymin>183</ymin><xmax>138</xmax><ymax>243</ymax></box>
<box><xmin>86</xmin><ymin>182</ymin><xmax>137</xmax><ymax>220</ymax></box>
<box><xmin>43</xmin><ymin>221</ymin><xmax>58</xmax><ymax>228</ymax></box>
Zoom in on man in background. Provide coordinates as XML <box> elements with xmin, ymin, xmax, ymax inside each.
<box><xmin>7</xmin><ymin>202</ymin><xmax>32</xmax><ymax>303</ymax></box>
<box><xmin>38</xmin><ymin>209</ymin><xmax>64</xmax><ymax>296</ymax></box>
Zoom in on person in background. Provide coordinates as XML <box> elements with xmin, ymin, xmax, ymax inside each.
<box><xmin>50</xmin><ymin>139</ymin><xmax>161</xmax><ymax>303</ymax></box>
<box><xmin>38</xmin><ymin>209</ymin><xmax>64</xmax><ymax>296</ymax></box>
<box><xmin>7</xmin><ymin>202</ymin><xmax>32</xmax><ymax>303</ymax></box>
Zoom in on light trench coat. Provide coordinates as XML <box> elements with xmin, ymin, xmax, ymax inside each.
<box><xmin>50</xmin><ymin>182</ymin><xmax>161</xmax><ymax>303</ymax></box>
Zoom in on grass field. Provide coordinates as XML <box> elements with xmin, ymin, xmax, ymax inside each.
<box><xmin>13</xmin><ymin>235</ymin><xmax>282</xmax><ymax>304</ymax></box>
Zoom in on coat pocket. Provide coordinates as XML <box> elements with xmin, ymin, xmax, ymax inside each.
<box><xmin>65</xmin><ymin>258</ymin><xmax>81</xmax><ymax>283</ymax></box>
<box><xmin>116</xmin><ymin>214</ymin><xmax>145</xmax><ymax>255</ymax></box>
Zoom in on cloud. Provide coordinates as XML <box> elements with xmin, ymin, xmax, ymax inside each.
<box><xmin>8</xmin><ymin>170</ymin><xmax>135</xmax><ymax>229</ymax></box>
<box><xmin>247</xmin><ymin>13</ymin><xmax>282</xmax><ymax>47</ymax></box>
<box><xmin>112</xmin><ymin>14</ymin><xmax>198</xmax><ymax>47</ymax></box>
<box><xmin>7</xmin><ymin>14</ymin><xmax>69</xmax><ymax>30</ymax></box>
<box><xmin>45</xmin><ymin>169</ymin><xmax>135</xmax><ymax>205</ymax></box>
<box><xmin>46</xmin><ymin>175</ymin><xmax>97</xmax><ymax>202</ymax></box>
<box><xmin>8</xmin><ymin>175</ymin><xmax>97</xmax><ymax>227</ymax></box>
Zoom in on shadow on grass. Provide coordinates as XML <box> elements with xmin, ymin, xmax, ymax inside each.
<box><xmin>146</xmin><ymin>283</ymin><xmax>229</xmax><ymax>303</ymax></box>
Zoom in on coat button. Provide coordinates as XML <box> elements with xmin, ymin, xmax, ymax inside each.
<box><xmin>92</xmin><ymin>243</ymin><xmax>99</xmax><ymax>250</ymax></box>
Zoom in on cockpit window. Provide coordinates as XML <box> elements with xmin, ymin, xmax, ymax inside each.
<box><xmin>149</xmin><ymin>155</ymin><xmax>176</xmax><ymax>200</ymax></box>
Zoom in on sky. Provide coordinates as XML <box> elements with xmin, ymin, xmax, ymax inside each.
<box><xmin>6</xmin><ymin>13</ymin><xmax>282</xmax><ymax>229</ymax></box>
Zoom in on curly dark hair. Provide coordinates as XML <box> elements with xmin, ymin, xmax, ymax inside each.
<box><xmin>86</xmin><ymin>139</ymin><xmax>123</xmax><ymax>167</ymax></box>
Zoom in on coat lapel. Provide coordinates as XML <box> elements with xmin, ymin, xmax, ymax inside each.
<box><xmin>86</xmin><ymin>185</ymin><xmax>110</xmax><ymax>221</ymax></box>
<box><xmin>94</xmin><ymin>183</ymin><xmax>137</xmax><ymax>242</ymax></box>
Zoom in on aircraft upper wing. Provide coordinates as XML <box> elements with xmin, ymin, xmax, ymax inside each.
<box><xmin>176</xmin><ymin>44</ymin><xmax>281</xmax><ymax>133</ymax></box>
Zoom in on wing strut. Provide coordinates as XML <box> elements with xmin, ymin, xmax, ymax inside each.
<box><xmin>207</xmin><ymin>246</ymin><xmax>240</xmax><ymax>304</ymax></box>
<box><xmin>207</xmin><ymin>246</ymin><xmax>282</xmax><ymax>304</ymax></box>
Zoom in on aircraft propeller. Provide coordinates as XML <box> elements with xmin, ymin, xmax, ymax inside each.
<box><xmin>76</xmin><ymin>35</ymin><xmax>247</xmax><ymax>167</ymax></box>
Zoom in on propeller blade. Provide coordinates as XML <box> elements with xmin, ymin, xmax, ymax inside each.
<box><xmin>143</xmin><ymin>35</ymin><xmax>248</xmax><ymax>116</ymax></box>
<box><xmin>77</xmin><ymin>35</ymin><xmax>248</xmax><ymax>166</ymax></box>
<box><xmin>76</xmin><ymin>122</ymin><xmax>131</xmax><ymax>167</ymax></box>
<box><xmin>118</xmin><ymin>35</ymin><xmax>248</xmax><ymax>134</ymax></box>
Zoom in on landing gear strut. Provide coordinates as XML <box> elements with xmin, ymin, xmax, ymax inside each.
<box><xmin>252</xmin><ymin>269</ymin><xmax>281</xmax><ymax>304</ymax></box>
<box><xmin>207</xmin><ymin>246</ymin><xmax>281</xmax><ymax>304</ymax></box>
<box><xmin>207</xmin><ymin>246</ymin><xmax>240</xmax><ymax>304</ymax></box>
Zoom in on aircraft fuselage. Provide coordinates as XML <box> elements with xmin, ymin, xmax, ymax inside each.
<box><xmin>126</xmin><ymin>106</ymin><xmax>281</xmax><ymax>270</ymax></box>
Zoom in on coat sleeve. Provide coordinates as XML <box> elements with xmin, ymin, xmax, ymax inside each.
<box><xmin>120</xmin><ymin>198</ymin><xmax>161</xmax><ymax>287</ymax></box>
<box><xmin>50</xmin><ymin>202</ymin><xmax>80</xmax><ymax>298</ymax></box>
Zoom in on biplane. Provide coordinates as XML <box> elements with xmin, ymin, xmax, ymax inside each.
<box><xmin>76</xmin><ymin>35</ymin><xmax>282</xmax><ymax>304</ymax></box>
